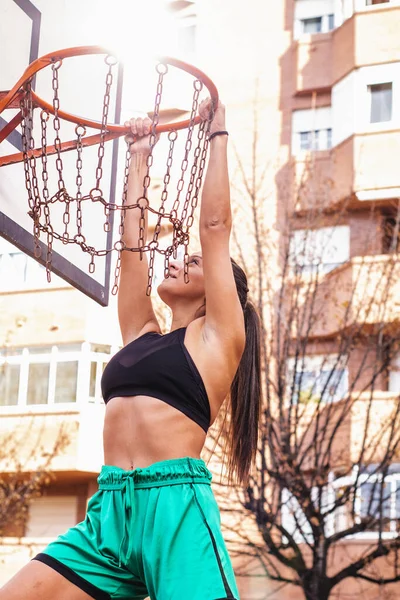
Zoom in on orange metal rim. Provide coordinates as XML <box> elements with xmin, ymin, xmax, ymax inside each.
<box><xmin>0</xmin><ymin>45</ymin><xmax>219</xmax><ymax>134</ymax></box>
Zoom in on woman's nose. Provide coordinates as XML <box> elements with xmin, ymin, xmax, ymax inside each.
<box><xmin>169</xmin><ymin>260</ymin><xmax>182</xmax><ymax>272</ymax></box>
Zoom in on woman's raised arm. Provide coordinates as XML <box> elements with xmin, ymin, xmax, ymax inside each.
<box><xmin>117</xmin><ymin>117</ymin><xmax>161</xmax><ymax>345</ymax></box>
<box><xmin>199</xmin><ymin>100</ymin><xmax>245</xmax><ymax>357</ymax></box>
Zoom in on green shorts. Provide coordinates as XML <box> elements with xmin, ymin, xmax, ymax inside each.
<box><xmin>33</xmin><ymin>457</ymin><xmax>240</xmax><ymax>600</ymax></box>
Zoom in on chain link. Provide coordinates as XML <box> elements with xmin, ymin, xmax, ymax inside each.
<box><xmin>95</xmin><ymin>56</ymin><xmax>115</xmax><ymax>192</ymax></box>
<box><xmin>51</xmin><ymin>61</ymin><xmax>66</xmax><ymax>194</ymax></box>
<box><xmin>21</xmin><ymin>82</ymin><xmax>41</xmax><ymax>259</ymax></box>
<box><xmin>19</xmin><ymin>58</ymin><xmax>215</xmax><ymax>296</ymax></box>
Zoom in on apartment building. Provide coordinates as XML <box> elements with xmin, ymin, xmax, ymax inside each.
<box><xmin>1</xmin><ymin>0</ymin><xmax>400</xmax><ymax>598</ymax></box>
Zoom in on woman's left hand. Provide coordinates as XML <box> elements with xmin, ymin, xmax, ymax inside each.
<box><xmin>124</xmin><ymin>116</ymin><xmax>159</xmax><ymax>155</ymax></box>
<box><xmin>199</xmin><ymin>98</ymin><xmax>226</xmax><ymax>135</ymax></box>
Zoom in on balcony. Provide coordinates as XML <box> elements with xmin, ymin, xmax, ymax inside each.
<box><xmin>296</xmin><ymin>254</ymin><xmax>400</xmax><ymax>338</ymax></box>
<box><xmin>331</xmin><ymin>131</ymin><xmax>400</xmax><ymax>203</ymax></box>
<box><xmin>293</xmin><ymin>129</ymin><xmax>400</xmax><ymax>211</ymax></box>
<box><xmin>332</xmin><ymin>4</ymin><xmax>400</xmax><ymax>86</ymax></box>
<box><xmin>0</xmin><ymin>343</ymin><xmax>111</xmax><ymax>474</ymax></box>
<box><xmin>294</xmin><ymin>32</ymin><xmax>333</xmax><ymax>94</ymax></box>
<box><xmin>293</xmin><ymin>4</ymin><xmax>400</xmax><ymax>94</ymax></box>
<box><xmin>291</xmin><ymin>391</ymin><xmax>399</xmax><ymax>472</ymax></box>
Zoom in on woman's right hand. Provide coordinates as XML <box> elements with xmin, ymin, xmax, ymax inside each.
<box><xmin>124</xmin><ymin>116</ymin><xmax>158</xmax><ymax>155</ymax></box>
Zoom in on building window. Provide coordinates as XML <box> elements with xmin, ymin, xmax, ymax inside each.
<box><xmin>294</xmin><ymin>1</ymin><xmax>337</xmax><ymax>38</ymax></box>
<box><xmin>27</xmin><ymin>363</ymin><xmax>50</xmax><ymax>405</ymax></box>
<box><xmin>327</xmin><ymin>465</ymin><xmax>400</xmax><ymax>538</ymax></box>
<box><xmin>369</xmin><ymin>82</ymin><xmax>393</xmax><ymax>123</ymax></box>
<box><xmin>359</xmin><ymin>480</ymin><xmax>392</xmax><ymax>532</ymax></box>
<box><xmin>290</xmin><ymin>225</ymin><xmax>350</xmax><ymax>274</ymax></box>
<box><xmin>389</xmin><ymin>352</ymin><xmax>400</xmax><ymax>394</ymax></box>
<box><xmin>292</xmin><ymin>106</ymin><xmax>332</xmax><ymax>154</ymax></box>
<box><xmin>356</xmin><ymin>465</ymin><xmax>400</xmax><ymax>534</ymax></box>
<box><xmin>55</xmin><ymin>362</ymin><xmax>79</xmax><ymax>403</ymax></box>
<box><xmin>288</xmin><ymin>355</ymin><xmax>349</xmax><ymax>405</ymax></box>
<box><xmin>299</xmin><ymin>128</ymin><xmax>332</xmax><ymax>151</ymax></box>
<box><xmin>301</xmin><ymin>13</ymin><xmax>335</xmax><ymax>33</ymax></box>
<box><xmin>382</xmin><ymin>214</ymin><xmax>400</xmax><ymax>253</ymax></box>
<box><xmin>0</xmin><ymin>363</ymin><xmax>19</xmax><ymax>406</ymax></box>
<box><xmin>366</xmin><ymin>0</ymin><xmax>390</xmax><ymax>5</ymax></box>
<box><xmin>302</xmin><ymin>16</ymin><xmax>322</xmax><ymax>33</ymax></box>
<box><xmin>281</xmin><ymin>488</ymin><xmax>313</xmax><ymax>543</ymax></box>
<box><xmin>294</xmin><ymin>366</ymin><xmax>348</xmax><ymax>404</ymax></box>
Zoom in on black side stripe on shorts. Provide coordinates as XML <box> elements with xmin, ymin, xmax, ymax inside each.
<box><xmin>33</xmin><ymin>553</ymin><xmax>111</xmax><ymax>600</ymax></box>
<box><xmin>190</xmin><ymin>485</ymin><xmax>237</xmax><ymax>600</ymax></box>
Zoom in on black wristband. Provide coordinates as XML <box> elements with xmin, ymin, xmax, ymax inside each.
<box><xmin>208</xmin><ymin>130</ymin><xmax>229</xmax><ymax>141</ymax></box>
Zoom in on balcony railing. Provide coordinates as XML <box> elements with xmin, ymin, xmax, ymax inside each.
<box><xmin>0</xmin><ymin>343</ymin><xmax>117</xmax><ymax>473</ymax></box>
<box><xmin>0</xmin><ymin>342</ymin><xmax>116</xmax><ymax>409</ymax></box>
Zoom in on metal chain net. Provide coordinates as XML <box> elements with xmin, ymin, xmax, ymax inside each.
<box><xmin>19</xmin><ymin>56</ymin><xmax>214</xmax><ymax>296</ymax></box>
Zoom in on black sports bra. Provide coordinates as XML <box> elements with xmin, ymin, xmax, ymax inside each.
<box><xmin>101</xmin><ymin>327</ymin><xmax>210</xmax><ymax>433</ymax></box>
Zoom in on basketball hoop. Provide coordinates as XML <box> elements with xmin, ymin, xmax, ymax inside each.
<box><xmin>0</xmin><ymin>46</ymin><xmax>219</xmax><ymax>296</ymax></box>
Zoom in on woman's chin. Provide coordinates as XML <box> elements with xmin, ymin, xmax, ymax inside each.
<box><xmin>157</xmin><ymin>279</ymin><xmax>173</xmax><ymax>301</ymax></box>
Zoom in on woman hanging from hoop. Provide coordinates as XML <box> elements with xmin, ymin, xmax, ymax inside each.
<box><xmin>0</xmin><ymin>99</ymin><xmax>261</xmax><ymax>600</ymax></box>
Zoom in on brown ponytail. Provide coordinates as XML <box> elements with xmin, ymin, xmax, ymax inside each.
<box><xmin>220</xmin><ymin>259</ymin><xmax>262</xmax><ymax>486</ymax></box>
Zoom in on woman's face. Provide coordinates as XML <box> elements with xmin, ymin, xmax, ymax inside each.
<box><xmin>157</xmin><ymin>253</ymin><xmax>205</xmax><ymax>305</ymax></box>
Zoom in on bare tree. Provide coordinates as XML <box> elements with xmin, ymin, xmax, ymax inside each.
<box><xmin>0</xmin><ymin>324</ymin><xmax>70</xmax><ymax>538</ymax></box>
<box><xmin>206</xmin><ymin>102</ymin><xmax>400</xmax><ymax>600</ymax></box>
<box><xmin>0</xmin><ymin>425</ymin><xmax>69</xmax><ymax>537</ymax></box>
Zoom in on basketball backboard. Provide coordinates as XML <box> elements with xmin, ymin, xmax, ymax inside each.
<box><xmin>0</xmin><ymin>0</ymin><xmax>217</xmax><ymax>305</ymax></box>
<box><xmin>0</xmin><ymin>0</ymin><xmax>124</xmax><ymax>306</ymax></box>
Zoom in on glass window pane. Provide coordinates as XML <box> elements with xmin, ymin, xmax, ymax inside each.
<box><xmin>55</xmin><ymin>362</ymin><xmax>78</xmax><ymax>403</ymax></box>
<box><xmin>312</xmin><ymin>130</ymin><xmax>320</xmax><ymax>150</ymax></box>
<box><xmin>89</xmin><ymin>362</ymin><xmax>97</xmax><ymax>398</ymax></box>
<box><xmin>328</xmin><ymin>14</ymin><xmax>335</xmax><ymax>30</ymax></box>
<box><xmin>0</xmin><ymin>363</ymin><xmax>20</xmax><ymax>406</ymax></box>
<box><xmin>294</xmin><ymin>370</ymin><xmax>319</xmax><ymax>404</ymax></box>
<box><xmin>300</xmin><ymin>131</ymin><xmax>311</xmax><ymax>150</ymax></box>
<box><xmin>370</xmin><ymin>83</ymin><xmax>392</xmax><ymax>123</ymax></box>
<box><xmin>360</xmin><ymin>481</ymin><xmax>391</xmax><ymax>531</ymax></box>
<box><xmin>319</xmin><ymin>369</ymin><xmax>348</xmax><ymax>402</ymax></box>
<box><xmin>27</xmin><ymin>363</ymin><xmax>49</xmax><ymax>405</ymax></box>
<box><xmin>302</xmin><ymin>17</ymin><xmax>322</xmax><ymax>34</ymax></box>
<box><xmin>326</xmin><ymin>128</ymin><xmax>332</xmax><ymax>149</ymax></box>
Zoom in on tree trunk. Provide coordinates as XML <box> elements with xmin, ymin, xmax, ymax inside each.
<box><xmin>304</xmin><ymin>578</ymin><xmax>331</xmax><ymax>600</ymax></box>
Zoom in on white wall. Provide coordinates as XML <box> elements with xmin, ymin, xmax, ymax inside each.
<box><xmin>332</xmin><ymin>71</ymin><xmax>356</xmax><ymax>145</ymax></box>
